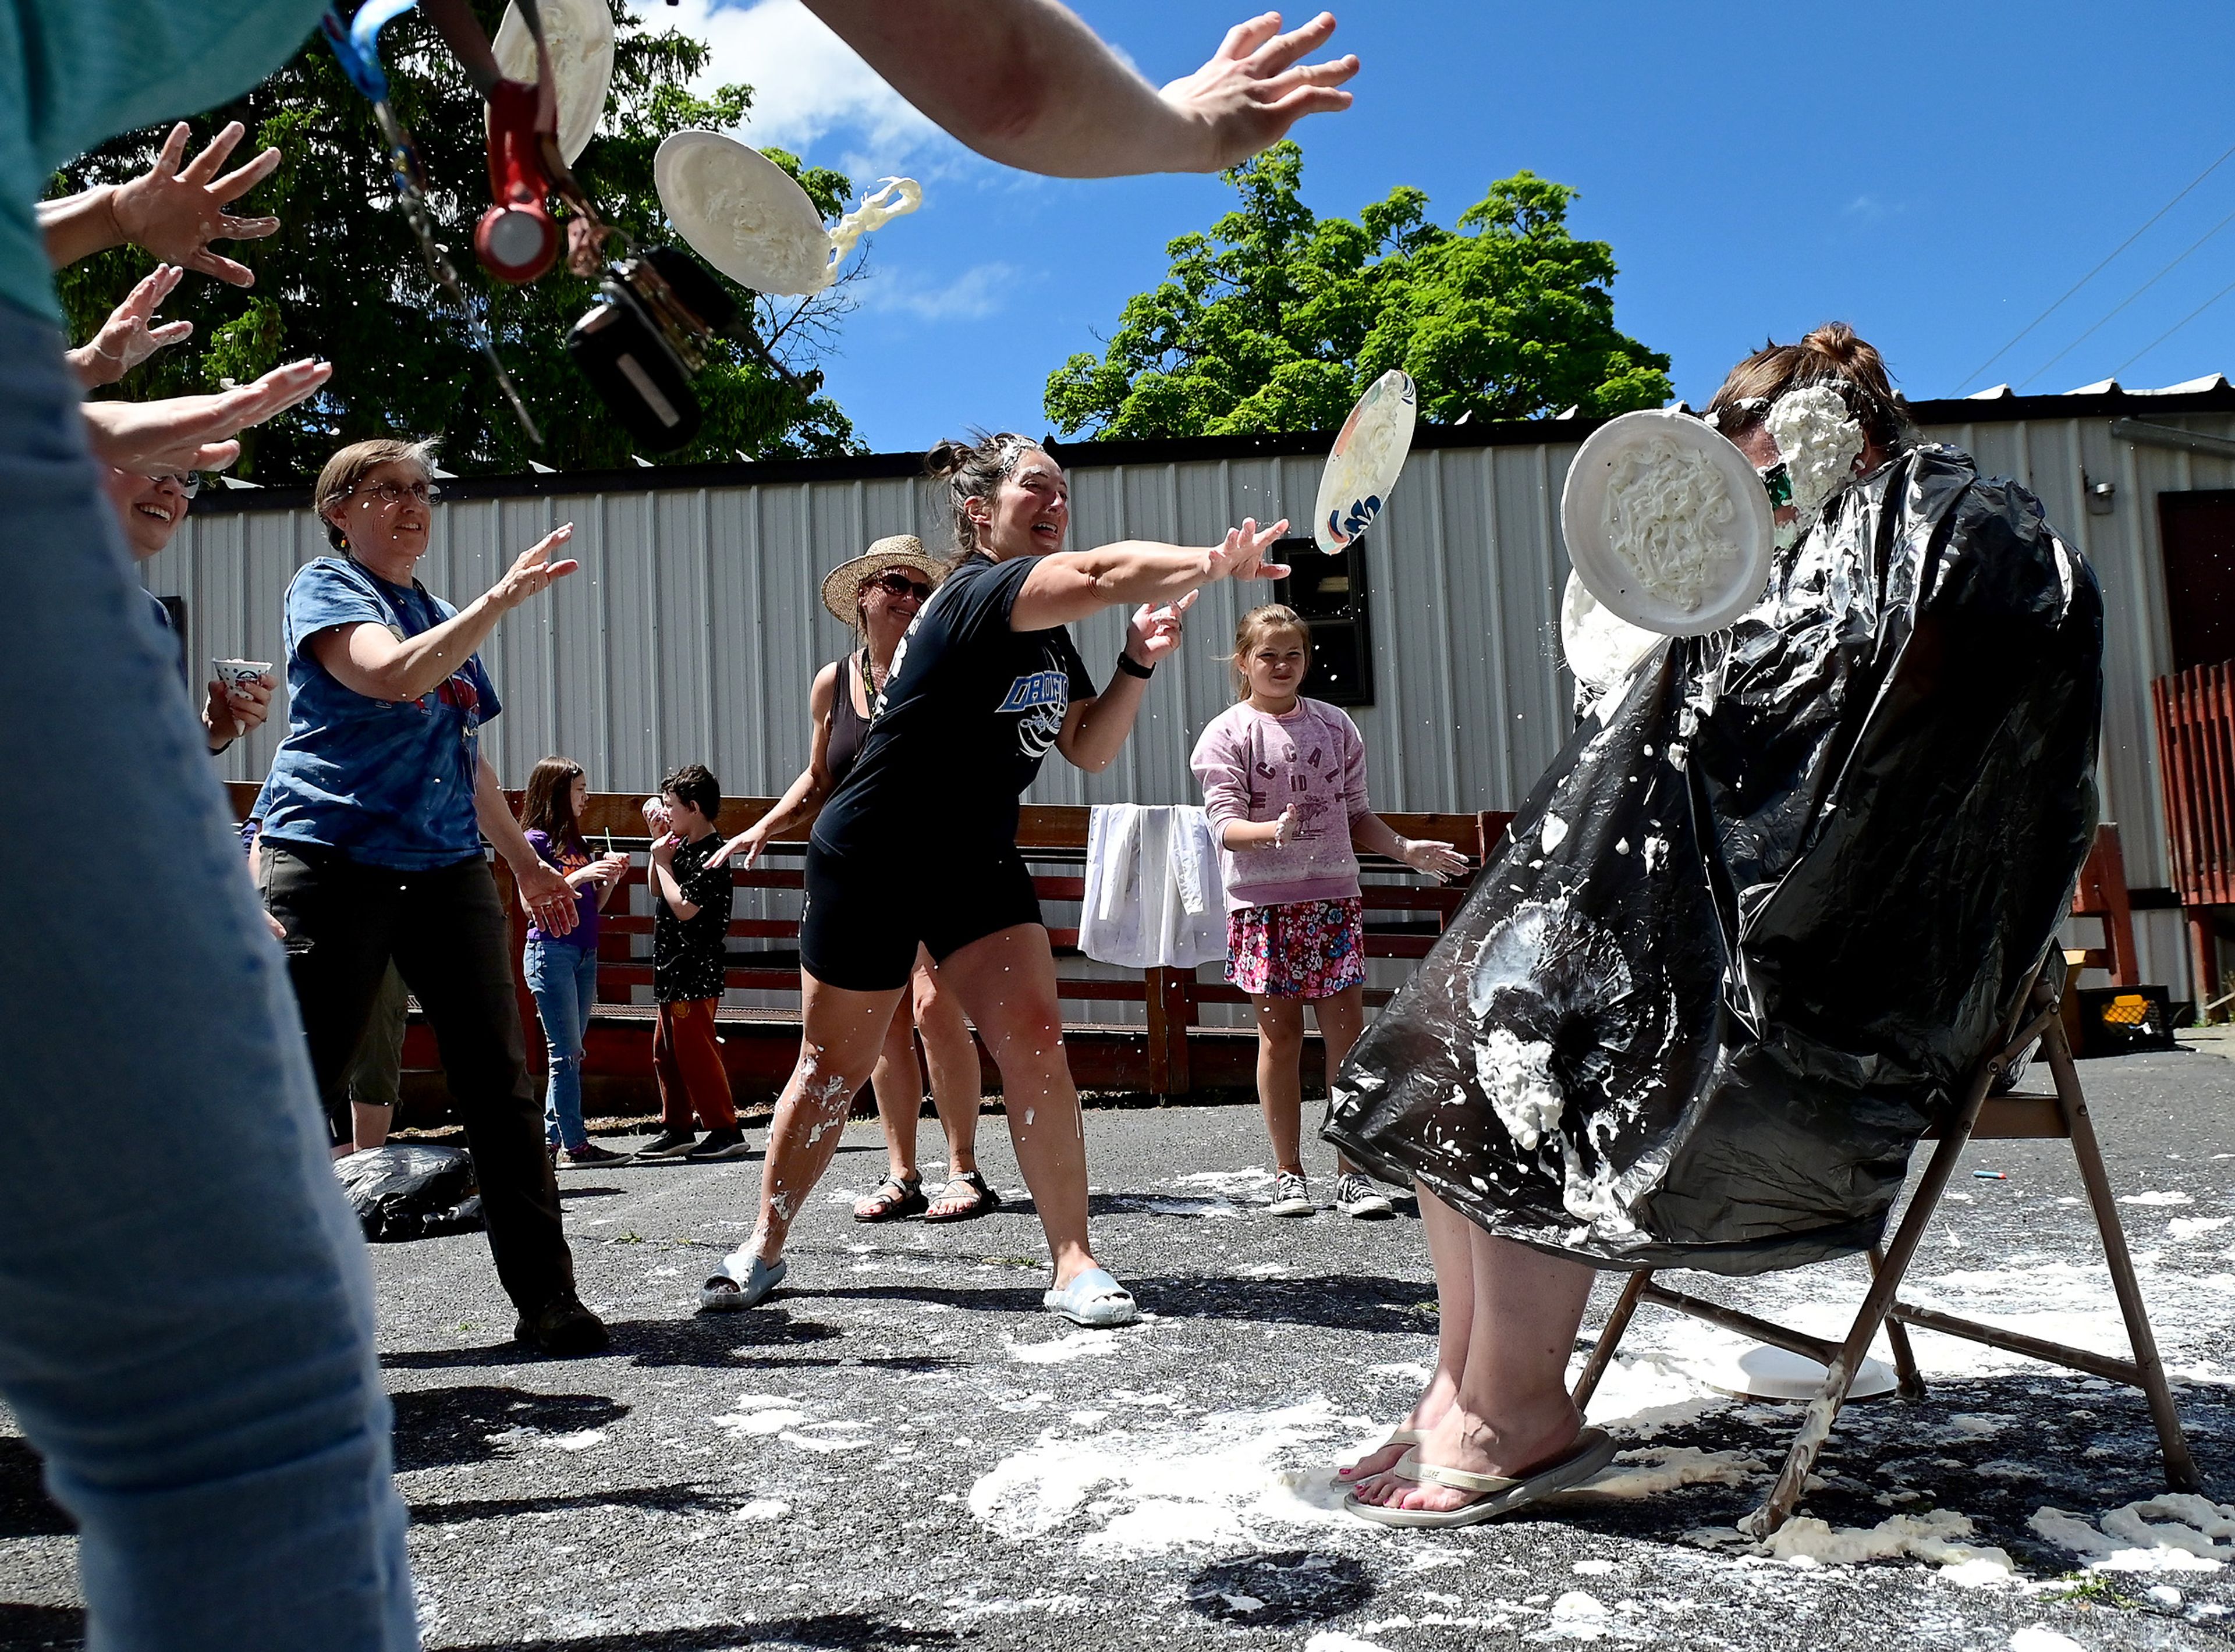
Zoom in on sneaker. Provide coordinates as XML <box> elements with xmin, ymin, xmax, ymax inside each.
<box><xmin>632</xmin><ymin>1129</ymin><xmax>698</xmax><ymax>1161</ymax></box>
<box><xmin>684</xmin><ymin>1126</ymin><xmax>751</xmax><ymax>1162</ymax></box>
<box><xmin>1265</xmin><ymin>1170</ymin><xmax>1314</xmax><ymax>1217</ymax></box>
<box><xmin>562</xmin><ymin>1142</ymin><xmax>626</xmax><ymax>1167</ymax></box>
<box><xmin>1335</xmin><ymin>1172</ymin><xmax>1396</xmax><ymax>1219</ymax></box>
<box><xmin>514</xmin><ymin>1294</ymin><xmax>610</xmax><ymax>1357</ymax></box>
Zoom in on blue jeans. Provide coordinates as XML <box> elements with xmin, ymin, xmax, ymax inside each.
<box><xmin>0</xmin><ymin>299</ymin><xmax>417</xmax><ymax>1649</ymax></box>
<box><xmin>525</xmin><ymin>939</ymin><xmax>599</xmax><ymax>1150</ymax></box>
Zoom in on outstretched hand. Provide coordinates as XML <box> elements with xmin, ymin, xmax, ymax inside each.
<box><xmin>1400</xmin><ymin>838</ymin><xmax>1470</xmax><ymax>883</ymax></box>
<box><xmin>81</xmin><ymin>357</ymin><xmax>331</xmax><ymax>475</ymax></box>
<box><xmin>1125</xmin><ymin>589</ymin><xmax>1199</xmax><ymax>666</ymax></box>
<box><xmin>487</xmin><ymin>525</ymin><xmax>580</xmax><ymax>610</ymax></box>
<box><xmin>1207</xmin><ymin>517</ymin><xmax>1293</xmax><ymax>585</ymax></box>
<box><xmin>715</xmin><ymin>830</ymin><xmax>766</xmax><ymax>870</ymax></box>
<box><xmin>1161</xmin><ymin>12</ymin><xmax>1358</xmax><ymax>172</ymax></box>
<box><xmin>109</xmin><ymin>123</ymin><xmax>283</xmax><ymax>286</ymax></box>
<box><xmin>68</xmin><ymin>265</ymin><xmax>194</xmax><ymax>388</ymax></box>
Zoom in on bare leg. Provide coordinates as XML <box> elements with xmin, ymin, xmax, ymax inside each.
<box><xmin>1341</xmin><ymin>1183</ymin><xmax>1476</xmax><ymax>1484</ymax></box>
<box><xmin>865</xmin><ymin>998</ymin><xmax>927</xmax><ymax>1185</ymax></box>
<box><xmin>932</xmin><ymin>925</ymin><xmax>1101</xmax><ymax>1288</ymax></box>
<box><xmin>914</xmin><ymin>950</ymin><xmax>985</xmax><ymax>1198</ymax></box>
<box><xmin>351</xmin><ymin>1102</ymin><xmax>393</xmax><ymax>1154</ymax></box>
<box><xmin>1354</xmin><ymin>1218</ymin><xmax>1595</xmax><ymax>1511</ymax></box>
<box><xmin>749</xmin><ymin>972</ymin><xmax>906</xmax><ymax>1264</ymax></box>
<box><xmin>1310</xmin><ymin>983</ymin><xmax>1366</xmax><ymax>1178</ymax></box>
<box><xmin>1251</xmin><ymin>994</ymin><xmax>1306</xmax><ymax>1174</ymax></box>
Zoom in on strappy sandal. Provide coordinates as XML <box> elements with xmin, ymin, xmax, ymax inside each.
<box><xmin>852</xmin><ymin>1173</ymin><xmax>926</xmax><ymax>1223</ymax></box>
<box><xmin>923</xmin><ymin>1170</ymin><xmax>1002</xmax><ymax>1224</ymax></box>
<box><xmin>1338</xmin><ymin>1425</ymin><xmax>1425</xmax><ymax>1480</ymax></box>
<box><xmin>1344</xmin><ymin>1428</ymin><xmax>1619</xmax><ymax>1528</ymax></box>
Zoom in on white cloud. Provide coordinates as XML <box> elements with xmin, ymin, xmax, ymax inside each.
<box><xmin>628</xmin><ymin>0</ymin><xmax>952</xmax><ymax>175</ymax></box>
<box><xmin>857</xmin><ymin>261</ymin><xmax>1021</xmax><ymax>322</ymax></box>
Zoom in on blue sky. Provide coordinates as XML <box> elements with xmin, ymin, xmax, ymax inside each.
<box><xmin>635</xmin><ymin>1</ymin><xmax>2235</xmax><ymax>454</ymax></box>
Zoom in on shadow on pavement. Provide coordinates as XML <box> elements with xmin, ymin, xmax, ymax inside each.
<box><xmin>410</xmin><ymin>1484</ymin><xmax>735</xmax><ymax>1526</ymax></box>
<box><xmin>389</xmin><ymin>1386</ymin><xmax>630</xmax><ymax>1473</ymax></box>
<box><xmin>438</xmin><ymin>1614</ymin><xmax>959</xmax><ymax>1650</ymax></box>
<box><xmin>1137</xmin><ymin>1273</ymin><xmax>1439</xmax><ymax>1333</ymax></box>
<box><xmin>0</xmin><ymin>1603</ymin><xmax>82</xmax><ymax>1650</ymax></box>
<box><xmin>0</xmin><ymin>1438</ymin><xmax>71</xmax><ymax>1539</ymax></box>
<box><xmin>1186</xmin><ymin>1550</ymin><xmax>1374</xmax><ymax>1628</ymax></box>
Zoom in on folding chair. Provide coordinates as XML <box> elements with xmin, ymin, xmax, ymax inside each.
<box><xmin>1568</xmin><ymin>960</ymin><xmax>2202</xmax><ymax>1536</ymax></box>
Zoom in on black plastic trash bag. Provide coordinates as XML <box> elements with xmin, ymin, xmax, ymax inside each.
<box><xmin>1326</xmin><ymin>444</ymin><xmax>2103</xmax><ymax>1274</ymax></box>
<box><xmin>334</xmin><ymin>1142</ymin><xmax>485</xmax><ymax>1243</ymax></box>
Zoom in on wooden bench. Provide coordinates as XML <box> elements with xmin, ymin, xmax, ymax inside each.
<box><xmin>222</xmin><ymin>784</ymin><xmax>1510</xmax><ymax>1114</ymax></box>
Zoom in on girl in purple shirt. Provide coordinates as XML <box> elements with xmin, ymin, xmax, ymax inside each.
<box><xmin>1191</xmin><ymin>606</ymin><xmax>1466</xmax><ymax>1220</ymax></box>
<box><xmin>520</xmin><ymin>757</ymin><xmax>628</xmax><ymax>1164</ymax></box>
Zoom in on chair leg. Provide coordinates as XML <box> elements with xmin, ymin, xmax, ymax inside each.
<box><xmin>2041</xmin><ymin>1017</ymin><xmax>2203</xmax><ymax>1492</ymax></box>
<box><xmin>1869</xmin><ymin>1243</ymin><xmax>1927</xmax><ymax>1401</ymax></box>
<box><xmin>1571</xmin><ymin>1270</ymin><xmax>1651</xmax><ymax>1411</ymax></box>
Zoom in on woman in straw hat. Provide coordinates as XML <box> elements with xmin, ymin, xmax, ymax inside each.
<box><xmin>716</xmin><ymin>536</ymin><xmax>996</xmax><ymax>1223</ymax></box>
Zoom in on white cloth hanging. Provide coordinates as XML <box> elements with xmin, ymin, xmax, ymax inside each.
<box><xmin>1080</xmin><ymin>804</ymin><xmax>1227</xmax><ymax>969</ymax></box>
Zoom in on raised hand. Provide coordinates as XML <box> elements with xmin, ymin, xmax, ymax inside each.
<box><xmin>1160</xmin><ymin>12</ymin><xmax>1358</xmax><ymax>171</ymax></box>
<box><xmin>81</xmin><ymin>357</ymin><xmax>332</xmax><ymax>475</ymax></box>
<box><xmin>109</xmin><ymin>123</ymin><xmax>283</xmax><ymax>286</ymax></box>
<box><xmin>640</xmin><ymin>795</ymin><xmax>672</xmax><ymax>837</ymax></box>
<box><xmin>204</xmin><ymin>670</ymin><xmax>274</xmax><ymax>746</ymax></box>
<box><xmin>715</xmin><ymin>830</ymin><xmax>766</xmax><ymax>870</ymax></box>
<box><xmin>1400</xmin><ymin>838</ymin><xmax>1469</xmax><ymax>883</ymax></box>
<box><xmin>1207</xmin><ymin>517</ymin><xmax>1293</xmax><ymax>584</ymax></box>
<box><xmin>487</xmin><ymin>525</ymin><xmax>580</xmax><ymax>610</ymax></box>
<box><xmin>1124</xmin><ymin>588</ymin><xmax>1199</xmax><ymax>665</ymax></box>
<box><xmin>67</xmin><ymin>265</ymin><xmax>194</xmax><ymax>388</ymax></box>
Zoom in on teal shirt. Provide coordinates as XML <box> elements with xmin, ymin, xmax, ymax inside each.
<box><xmin>1</xmin><ymin>0</ymin><xmax>328</xmax><ymax>321</ymax></box>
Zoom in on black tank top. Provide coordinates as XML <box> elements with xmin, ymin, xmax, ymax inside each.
<box><xmin>825</xmin><ymin>651</ymin><xmax>872</xmax><ymax>788</ymax></box>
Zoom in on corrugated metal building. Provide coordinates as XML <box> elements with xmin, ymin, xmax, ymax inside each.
<box><xmin>154</xmin><ymin>380</ymin><xmax>2235</xmax><ymax>1001</ymax></box>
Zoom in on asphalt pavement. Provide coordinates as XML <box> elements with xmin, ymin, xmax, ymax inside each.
<box><xmin>4</xmin><ymin>1047</ymin><xmax>2234</xmax><ymax>1651</ymax></box>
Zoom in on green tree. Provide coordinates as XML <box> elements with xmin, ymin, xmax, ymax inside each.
<box><xmin>51</xmin><ymin>1</ymin><xmax>868</xmax><ymax>478</ymax></box>
<box><xmin>1044</xmin><ymin>143</ymin><xmax>1671</xmax><ymax>439</ymax></box>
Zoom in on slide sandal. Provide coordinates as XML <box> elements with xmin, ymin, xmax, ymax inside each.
<box><xmin>699</xmin><ymin>1252</ymin><xmax>786</xmax><ymax>1313</ymax></box>
<box><xmin>1344</xmin><ymin>1428</ymin><xmax>1619</xmax><ymax>1529</ymax></box>
<box><xmin>1042</xmin><ymin>1266</ymin><xmax>1138</xmax><ymax>1327</ymax></box>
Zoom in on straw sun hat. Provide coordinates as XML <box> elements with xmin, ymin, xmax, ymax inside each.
<box><xmin>820</xmin><ymin>534</ymin><xmax>935</xmax><ymax>624</ymax></box>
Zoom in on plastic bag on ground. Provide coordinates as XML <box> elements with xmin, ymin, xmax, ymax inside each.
<box><xmin>334</xmin><ymin>1142</ymin><xmax>485</xmax><ymax>1243</ymax></box>
<box><xmin>1325</xmin><ymin>444</ymin><xmax>2103</xmax><ymax>1274</ymax></box>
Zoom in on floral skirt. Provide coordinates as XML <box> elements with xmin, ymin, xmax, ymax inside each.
<box><xmin>1225</xmin><ymin>897</ymin><xmax>1365</xmax><ymax>1000</ymax></box>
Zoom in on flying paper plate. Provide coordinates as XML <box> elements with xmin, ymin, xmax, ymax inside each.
<box><xmin>490</xmin><ymin>0</ymin><xmax>614</xmax><ymax>166</ymax></box>
<box><xmin>1677</xmin><ymin>1344</ymin><xmax>1899</xmax><ymax>1404</ymax></box>
<box><xmin>1314</xmin><ymin>370</ymin><xmax>1417</xmax><ymax>555</ymax></box>
<box><xmin>656</xmin><ymin>130</ymin><xmax>834</xmax><ymax>296</ymax></box>
<box><xmin>1560</xmin><ymin>407</ymin><xmax>1773</xmax><ymax>637</ymax></box>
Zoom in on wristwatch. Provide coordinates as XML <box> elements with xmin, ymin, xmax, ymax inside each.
<box><xmin>1115</xmin><ymin>652</ymin><xmax>1154</xmax><ymax>680</ymax></box>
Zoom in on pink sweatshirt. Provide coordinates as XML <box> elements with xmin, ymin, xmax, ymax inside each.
<box><xmin>1190</xmin><ymin>698</ymin><xmax>1370</xmax><ymax>911</ymax></box>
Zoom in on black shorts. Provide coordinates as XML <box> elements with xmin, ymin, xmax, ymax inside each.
<box><xmin>800</xmin><ymin>839</ymin><xmax>1044</xmax><ymax>992</ymax></box>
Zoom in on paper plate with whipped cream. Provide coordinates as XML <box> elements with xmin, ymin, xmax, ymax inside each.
<box><xmin>1314</xmin><ymin>370</ymin><xmax>1417</xmax><ymax>555</ymax></box>
<box><xmin>489</xmin><ymin>0</ymin><xmax>614</xmax><ymax>166</ymax></box>
<box><xmin>656</xmin><ymin>132</ymin><xmax>920</xmax><ymax>297</ymax></box>
<box><xmin>1560</xmin><ymin>407</ymin><xmax>1773</xmax><ymax>637</ymax></box>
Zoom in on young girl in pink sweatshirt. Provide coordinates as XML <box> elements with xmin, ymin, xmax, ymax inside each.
<box><xmin>1190</xmin><ymin>606</ymin><xmax>1467</xmax><ymax>1219</ymax></box>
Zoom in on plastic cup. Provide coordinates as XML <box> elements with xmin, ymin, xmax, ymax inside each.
<box><xmin>212</xmin><ymin>659</ymin><xmax>273</xmax><ymax>695</ymax></box>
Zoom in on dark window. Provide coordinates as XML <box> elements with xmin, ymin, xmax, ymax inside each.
<box><xmin>2158</xmin><ymin>492</ymin><xmax>2235</xmax><ymax>672</ymax></box>
<box><xmin>1273</xmin><ymin>536</ymin><xmax>1373</xmax><ymax>706</ymax></box>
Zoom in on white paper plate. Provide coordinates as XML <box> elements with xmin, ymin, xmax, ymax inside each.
<box><xmin>1560</xmin><ymin>407</ymin><xmax>1773</xmax><ymax>637</ymax></box>
<box><xmin>490</xmin><ymin>0</ymin><xmax>614</xmax><ymax>166</ymax></box>
<box><xmin>655</xmin><ymin>130</ymin><xmax>832</xmax><ymax>296</ymax></box>
<box><xmin>1678</xmin><ymin>1344</ymin><xmax>1899</xmax><ymax>1403</ymax></box>
<box><xmin>1314</xmin><ymin>370</ymin><xmax>1417</xmax><ymax>555</ymax></box>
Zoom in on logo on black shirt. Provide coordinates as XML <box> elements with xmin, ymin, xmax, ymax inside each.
<box><xmin>998</xmin><ymin>668</ymin><xmax>1070</xmax><ymax>758</ymax></box>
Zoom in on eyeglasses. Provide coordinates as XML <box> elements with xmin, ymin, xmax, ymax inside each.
<box><xmin>869</xmin><ymin>571</ymin><xmax>932</xmax><ymax>602</ymax></box>
<box><xmin>353</xmin><ymin>479</ymin><xmax>441</xmax><ymax>507</ymax></box>
<box><xmin>158</xmin><ymin>473</ymin><xmax>202</xmax><ymax>498</ymax></box>
<box><xmin>1757</xmin><ymin>460</ymin><xmax>1794</xmax><ymax>511</ymax></box>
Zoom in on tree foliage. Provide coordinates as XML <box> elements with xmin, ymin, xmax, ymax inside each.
<box><xmin>52</xmin><ymin>1</ymin><xmax>867</xmax><ymax>478</ymax></box>
<box><xmin>1044</xmin><ymin>143</ymin><xmax>1672</xmax><ymax>439</ymax></box>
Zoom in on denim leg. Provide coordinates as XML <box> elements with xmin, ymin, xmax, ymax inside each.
<box><xmin>573</xmin><ymin>944</ymin><xmax>601</xmax><ymax>1132</ymax></box>
<box><xmin>525</xmin><ymin>940</ymin><xmax>588</xmax><ymax>1150</ymax></box>
<box><xmin>0</xmin><ymin>301</ymin><xmax>417</xmax><ymax>1649</ymax></box>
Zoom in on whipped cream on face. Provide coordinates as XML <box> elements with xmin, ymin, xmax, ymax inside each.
<box><xmin>1765</xmin><ymin>385</ymin><xmax>1865</xmax><ymax>548</ymax></box>
<box><xmin>1599</xmin><ymin>436</ymin><xmax>1742</xmax><ymax>613</ymax></box>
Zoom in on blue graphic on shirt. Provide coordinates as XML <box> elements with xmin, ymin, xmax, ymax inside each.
<box><xmin>995</xmin><ymin>669</ymin><xmax>1070</xmax><ymax>713</ymax></box>
<box><xmin>258</xmin><ymin>556</ymin><xmax>502</xmax><ymax>870</ymax></box>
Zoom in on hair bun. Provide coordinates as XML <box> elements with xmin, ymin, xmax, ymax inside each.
<box><xmin>924</xmin><ymin>438</ymin><xmax>971</xmax><ymax>481</ymax></box>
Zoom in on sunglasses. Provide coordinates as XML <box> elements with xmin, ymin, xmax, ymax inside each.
<box><xmin>1757</xmin><ymin>460</ymin><xmax>1794</xmax><ymax>511</ymax></box>
<box><xmin>868</xmin><ymin>571</ymin><xmax>932</xmax><ymax>602</ymax></box>
<box><xmin>353</xmin><ymin>479</ymin><xmax>442</xmax><ymax>507</ymax></box>
<box><xmin>158</xmin><ymin>472</ymin><xmax>203</xmax><ymax>498</ymax></box>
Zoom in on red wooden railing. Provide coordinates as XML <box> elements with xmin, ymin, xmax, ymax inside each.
<box><xmin>2151</xmin><ymin>661</ymin><xmax>2235</xmax><ymax>1011</ymax></box>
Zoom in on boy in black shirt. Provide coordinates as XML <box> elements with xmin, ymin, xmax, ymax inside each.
<box><xmin>633</xmin><ymin>765</ymin><xmax>748</xmax><ymax>1162</ymax></box>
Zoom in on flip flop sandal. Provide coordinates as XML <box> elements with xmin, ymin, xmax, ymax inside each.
<box><xmin>698</xmin><ymin>1252</ymin><xmax>786</xmax><ymax>1313</ymax></box>
<box><xmin>1042</xmin><ymin>1266</ymin><xmax>1138</xmax><ymax>1327</ymax></box>
<box><xmin>923</xmin><ymin>1170</ymin><xmax>1003</xmax><ymax>1224</ymax></box>
<box><xmin>1338</xmin><ymin>1425</ymin><xmax>1425</xmax><ymax>1480</ymax></box>
<box><xmin>1343</xmin><ymin>1428</ymin><xmax>1619</xmax><ymax>1529</ymax></box>
<box><xmin>852</xmin><ymin>1173</ymin><xmax>927</xmax><ymax>1223</ymax></box>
